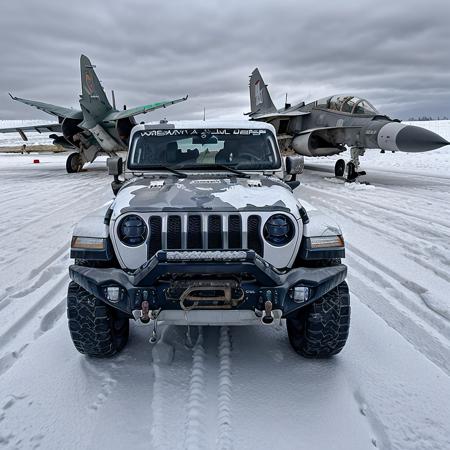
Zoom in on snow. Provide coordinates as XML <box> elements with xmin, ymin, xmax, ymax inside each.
<box><xmin>0</xmin><ymin>125</ymin><xmax>449</xmax><ymax>449</ymax></box>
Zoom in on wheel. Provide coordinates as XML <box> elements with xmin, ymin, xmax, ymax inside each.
<box><xmin>346</xmin><ymin>161</ymin><xmax>357</xmax><ymax>181</ymax></box>
<box><xmin>334</xmin><ymin>159</ymin><xmax>345</xmax><ymax>177</ymax></box>
<box><xmin>66</xmin><ymin>152</ymin><xmax>84</xmax><ymax>173</ymax></box>
<box><xmin>286</xmin><ymin>281</ymin><xmax>350</xmax><ymax>358</ymax></box>
<box><xmin>67</xmin><ymin>281</ymin><xmax>129</xmax><ymax>357</ymax></box>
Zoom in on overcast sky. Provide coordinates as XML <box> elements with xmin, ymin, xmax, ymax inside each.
<box><xmin>1</xmin><ymin>0</ymin><xmax>449</xmax><ymax>121</ymax></box>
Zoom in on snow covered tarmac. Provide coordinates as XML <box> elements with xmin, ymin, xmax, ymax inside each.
<box><xmin>0</xmin><ymin>153</ymin><xmax>449</xmax><ymax>449</ymax></box>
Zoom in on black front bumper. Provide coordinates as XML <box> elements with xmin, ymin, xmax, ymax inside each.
<box><xmin>69</xmin><ymin>250</ymin><xmax>347</xmax><ymax>318</ymax></box>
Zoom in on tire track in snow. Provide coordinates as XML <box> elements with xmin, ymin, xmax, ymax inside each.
<box><xmin>303</xmin><ymin>182</ymin><xmax>450</xmax><ymax>233</ymax></box>
<box><xmin>184</xmin><ymin>326</ymin><xmax>234</xmax><ymax>450</ymax></box>
<box><xmin>0</xmin><ymin>183</ymin><xmax>106</xmax><ymax>240</ymax></box>
<box><xmin>0</xmin><ymin>255</ymin><xmax>69</xmax><ymax>377</ymax></box>
<box><xmin>301</xmin><ymin>186</ymin><xmax>450</xmax><ymax>299</ymax></box>
<box><xmin>299</xmin><ymin>180</ymin><xmax>450</xmax><ymax>373</ymax></box>
<box><xmin>347</xmin><ymin>248</ymin><xmax>450</xmax><ymax>375</ymax></box>
<box><xmin>348</xmin><ymin>243</ymin><xmax>450</xmax><ymax>322</ymax></box>
<box><xmin>184</xmin><ymin>327</ymin><xmax>207</xmax><ymax>450</ymax></box>
<box><xmin>217</xmin><ymin>326</ymin><xmax>233</xmax><ymax>450</ymax></box>
<box><xmin>150</xmin><ymin>326</ymin><xmax>233</xmax><ymax>450</ymax></box>
<box><xmin>0</xmin><ymin>245</ymin><xmax>68</xmax><ymax>312</ymax></box>
<box><xmin>150</xmin><ymin>325</ymin><xmax>196</xmax><ymax>449</ymax></box>
<box><xmin>303</xmin><ymin>184</ymin><xmax>450</xmax><ymax>259</ymax></box>
<box><xmin>0</xmin><ymin>249</ymin><xmax>67</xmax><ymax>312</ymax></box>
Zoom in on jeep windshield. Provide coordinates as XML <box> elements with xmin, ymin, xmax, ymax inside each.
<box><xmin>128</xmin><ymin>128</ymin><xmax>280</xmax><ymax>171</ymax></box>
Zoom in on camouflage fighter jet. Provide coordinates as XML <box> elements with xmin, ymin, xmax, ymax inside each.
<box><xmin>0</xmin><ymin>55</ymin><xmax>188</xmax><ymax>173</ymax></box>
<box><xmin>247</xmin><ymin>68</ymin><xmax>449</xmax><ymax>181</ymax></box>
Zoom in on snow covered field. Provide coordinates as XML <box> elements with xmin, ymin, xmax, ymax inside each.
<box><xmin>0</xmin><ymin>139</ymin><xmax>449</xmax><ymax>449</ymax></box>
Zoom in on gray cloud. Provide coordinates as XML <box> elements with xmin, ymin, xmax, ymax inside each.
<box><xmin>1</xmin><ymin>0</ymin><xmax>449</xmax><ymax>121</ymax></box>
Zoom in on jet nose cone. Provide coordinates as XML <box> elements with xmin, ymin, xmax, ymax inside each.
<box><xmin>396</xmin><ymin>125</ymin><xmax>449</xmax><ymax>152</ymax></box>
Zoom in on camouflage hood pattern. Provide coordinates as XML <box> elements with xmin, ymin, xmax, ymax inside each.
<box><xmin>111</xmin><ymin>175</ymin><xmax>301</xmax><ymax>220</ymax></box>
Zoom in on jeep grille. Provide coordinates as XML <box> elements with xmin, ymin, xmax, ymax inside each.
<box><xmin>147</xmin><ymin>213</ymin><xmax>264</xmax><ymax>258</ymax></box>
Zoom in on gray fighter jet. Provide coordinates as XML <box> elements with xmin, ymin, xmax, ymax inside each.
<box><xmin>0</xmin><ymin>55</ymin><xmax>188</xmax><ymax>173</ymax></box>
<box><xmin>247</xmin><ymin>68</ymin><xmax>449</xmax><ymax>180</ymax></box>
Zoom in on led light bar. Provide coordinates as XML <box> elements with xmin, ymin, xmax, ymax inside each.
<box><xmin>165</xmin><ymin>250</ymin><xmax>248</xmax><ymax>261</ymax></box>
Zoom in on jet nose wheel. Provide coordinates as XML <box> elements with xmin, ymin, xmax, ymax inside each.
<box><xmin>346</xmin><ymin>161</ymin><xmax>358</xmax><ymax>181</ymax></box>
<box><xmin>66</xmin><ymin>152</ymin><xmax>84</xmax><ymax>173</ymax></box>
<box><xmin>334</xmin><ymin>159</ymin><xmax>346</xmax><ymax>177</ymax></box>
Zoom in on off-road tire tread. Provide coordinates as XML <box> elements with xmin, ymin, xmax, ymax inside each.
<box><xmin>67</xmin><ymin>281</ymin><xmax>129</xmax><ymax>357</ymax></box>
<box><xmin>287</xmin><ymin>281</ymin><xmax>350</xmax><ymax>358</ymax></box>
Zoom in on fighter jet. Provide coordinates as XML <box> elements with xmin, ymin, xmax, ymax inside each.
<box><xmin>0</xmin><ymin>55</ymin><xmax>188</xmax><ymax>173</ymax></box>
<box><xmin>247</xmin><ymin>68</ymin><xmax>449</xmax><ymax>180</ymax></box>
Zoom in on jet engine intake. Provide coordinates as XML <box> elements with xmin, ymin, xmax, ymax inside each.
<box><xmin>61</xmin><ymin>118</ymin><xmax>83</xmax><ymax>147</ymax></box>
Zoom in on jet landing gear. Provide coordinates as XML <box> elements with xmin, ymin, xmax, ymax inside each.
<box><xmin>334</xmin><ymin>147</ymin><xmax>366</xmax><ymax>182</ymax></box>
<box><xmin>66</xmin><ymin>152</ymin><xmax>85</xmax><ymax>173</ymax></box>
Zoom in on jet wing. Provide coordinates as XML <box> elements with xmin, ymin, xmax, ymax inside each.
<box><xmin>104</xmin><ymin>96</ymin><xmax>188</xmax><ymax>121</ymax></box>
<box><xmin>8</xmin><ymin>94</ymin><xmax>83</xmax><ymax>120</ymax></box>
<box><xmin>249</xmin><ymin>111</ymin><xmax>310</xmax><ymax>121</ymax></box>
<box><xmin>0</xmin><ymin>123</ymin><xmax>62</xmax><ymax>141</ymax></box>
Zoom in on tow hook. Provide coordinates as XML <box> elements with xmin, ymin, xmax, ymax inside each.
<box><xmin>140</xmin><ymin>300</ymin><xmax>150</xmax><ymax>324</ymax></box>
<box><xmin>149</xmin><ymin>322</ymin><xmax>158</xmax><ymax>344</ymax></box>
<box><xmin>262</xmin><ymin>300</ymin><xmax>274</xmax><ymax>325</ymax></box>
<box><xmin>149</xmin><ymin>309</ymin><xmax>161</xmax><ymax>344</ymax></box>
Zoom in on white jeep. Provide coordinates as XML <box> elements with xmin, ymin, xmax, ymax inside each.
<box><xmin>68</xmin><ymin>121</ymin><xmax>350</xmax><ymax>358</ymax></box>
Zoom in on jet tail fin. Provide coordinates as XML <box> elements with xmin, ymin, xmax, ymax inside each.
<box><xmin>249</xmin><ymin>68</ymin><xmax>277</xmax><ymax>116</ymax></box>
<box><xmin>79</xmin><ymin>54</ymin><xmax>113</xmax><ymax>120</ymax></box>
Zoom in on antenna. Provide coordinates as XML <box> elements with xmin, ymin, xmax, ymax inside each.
<box><xmin>203</xmin><ymin>107</ymin><xmax>206</xmax><ymax>121</ymax></box>
<box><xmin>111</xmin><ymin>90</ymin><xmax>116</xmax><ymax>109</ymax></box>
<box><xmin>284</xmin><ymin>93</ymin><xmax>291</xmax><ymax>110</ymax></box>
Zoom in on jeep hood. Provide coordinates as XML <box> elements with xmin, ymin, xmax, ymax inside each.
<box><xmin>111</xmin><ymin>176</ymin><xmax>300</xmax><ymax>219</ymax></box>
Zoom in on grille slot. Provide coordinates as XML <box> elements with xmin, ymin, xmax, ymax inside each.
<box><xmin>167</xmin><ymin>216</ymin><xmax>182</xmax><ymax>249</ymax></box>
<box><xmin>208</xmin><ymin>215</ymin><xmax>223</xmax><ymax>249</ymax></box>
<box><xmin>228</xmin><ymin>215</ymin><xmax>242</xmax><ymax>249</ymax></box>
<box><xmin>187</xmin><ymin>215</ymin><xmax>203</xmax><ymax>249</ymax></box>
<box><xmin>247</xmin><ymin>215</ymin><xmax>263</xmax><ymax>257</ymax></box>
<box><xmin>148</xmin><ymin>216</ymin><xmax>162</xmax><ymax>257</ymax></box>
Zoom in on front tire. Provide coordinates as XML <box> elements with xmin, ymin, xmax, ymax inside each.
<box><xmin>67</xmin><ymin>282</ymin><xmax>129</xmax><ymax>357</ymax></box>
<box><xmin>346</xmin><ymin>161</ymin><xmax>357</xmax><ymax>181</ymax></box>
<box><xmin>334</xmin><ymin>159</ymin><xmax>345</xmax><ymax>177</ymax></box>
<box><xmin>66</xmin><ymin>152</ymin><xmax>84</xmax><ymax>173</ymax></box>
<box><xmin>286</xmin><ymin>281</ymin><xmax>350</xmax><ymax>358</ymax></box>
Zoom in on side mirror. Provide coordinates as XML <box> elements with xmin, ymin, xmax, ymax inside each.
<box><xmin>107</xmin><ymin>157</ymin><xmax>123</xmax><ymax>177</ymax></box>
<box><xmin>285</xmin><ymin>155</ymin><xmax>304</xmax><ymax>176</ymax></box>
<box><xmin>107</xmin><ymin>157</ymin><xmax>124</xmax><ymax>196</ymax></box>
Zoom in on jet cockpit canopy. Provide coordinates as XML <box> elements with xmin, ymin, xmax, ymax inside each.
<box><xmin>314</xmin><ymin>95</ymin><xmax>378</xmax><ymax>115</ymax></box>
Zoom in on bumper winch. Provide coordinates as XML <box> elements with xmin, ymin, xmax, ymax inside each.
<box><xmin>69</xmin><ymin>250</ymin><xmax>347</xmax><ymax>322</ymax></box>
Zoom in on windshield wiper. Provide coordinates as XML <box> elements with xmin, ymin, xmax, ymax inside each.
<box><xmin>214</xmin><ymin>164</ymin><xmax>250</xmax><ymax>178</ymax></box>
<box><xmin>150</xmin><ymin>165</ymin><xmax>187</xmax><ymax>178</ymax></box>
<box><xmin>176</xmin><ymin>163</ymin><xmax>250</xmax><ymax>178</ymax></box>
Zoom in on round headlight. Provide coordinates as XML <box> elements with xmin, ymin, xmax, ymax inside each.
<box><xmin>118</xmin><ymin>214</ymin><xmax>148</xmax><ymax>246</ymax></box>
<box><xmin>263</xmin><ymin>214</ymin><xmax>294</xmax><ymax>246</ymax></box>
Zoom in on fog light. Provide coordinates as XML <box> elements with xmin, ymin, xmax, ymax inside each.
<box><xmin>293</xmin><ymin>286</ymin><xmax>309</xmax><ymax>303</ymax></box>
<box><xmin>106</xmin><ymin>286</ymin><xmax>121</xmax><ymax>303</ymax></box>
